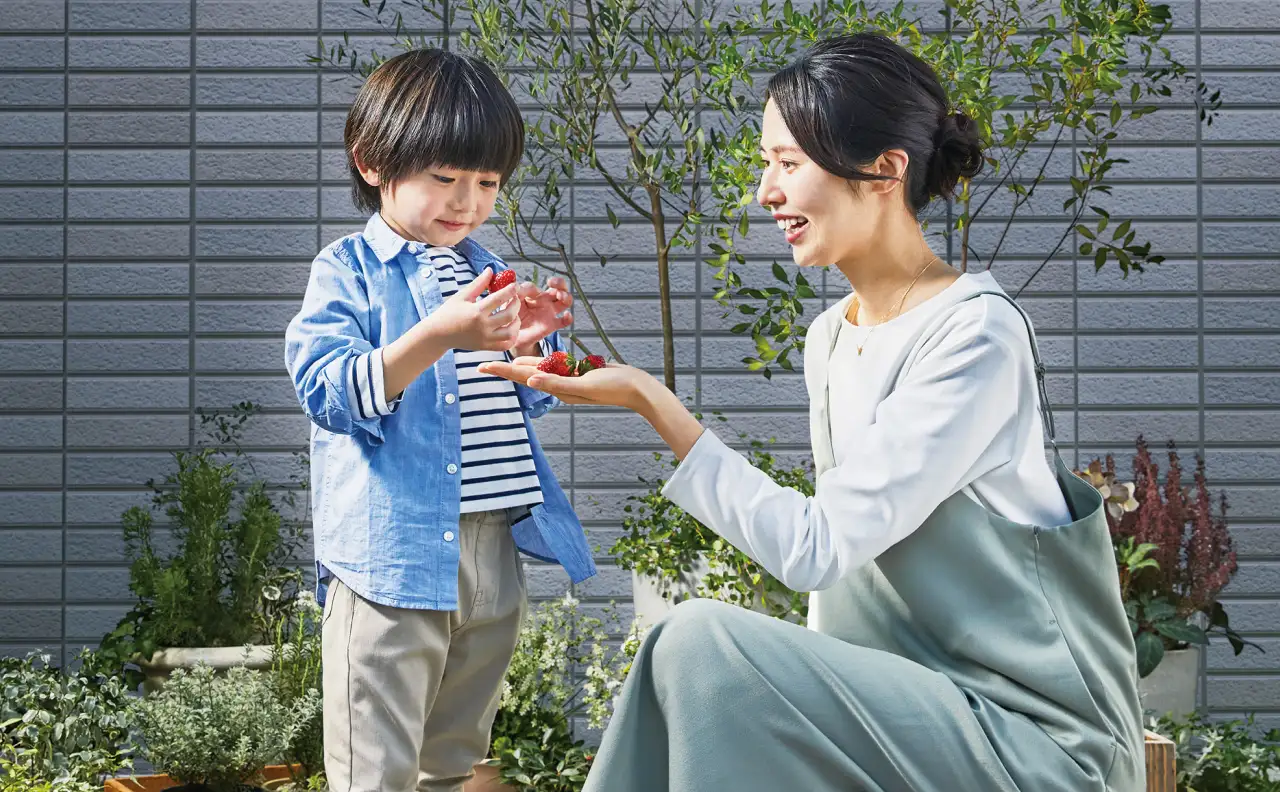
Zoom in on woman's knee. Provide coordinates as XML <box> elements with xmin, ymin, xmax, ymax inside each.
<box><xmin>647</xmin><ymin>599</ymin><xmax>751</xmax><ymax>673</ymax></box>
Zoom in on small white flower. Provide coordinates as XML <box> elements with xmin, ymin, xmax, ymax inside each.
<box><xmin>262</xmin><ymin>585</ymin><xmax>281</xmax><ymax>602</ymax></box>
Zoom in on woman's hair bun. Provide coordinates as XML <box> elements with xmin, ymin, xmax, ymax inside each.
<box><xmin>925</xmin><ymin>110</ymin><xmax>984</xmax><ymax>201</ymax></box>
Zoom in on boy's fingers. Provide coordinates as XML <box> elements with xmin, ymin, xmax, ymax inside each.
<box><xmin>478</xmin><ymin>282</ymin><xmax>518</xmax><ymax>312</ymax></box>
<box><xmin>458</xmin><ymin>268</ymin><xmax>492</xmax><ymax>301</ymax></box>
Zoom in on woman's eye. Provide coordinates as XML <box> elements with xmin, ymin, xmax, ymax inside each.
<box><xmin>781</xmin><ymin>160</ymin><xmax>797</xmax><ymax>170</ymax></box>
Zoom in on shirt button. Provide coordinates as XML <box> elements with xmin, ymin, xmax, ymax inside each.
<box><xmin>443</xmin><ymin>531</ymin><xmax>455</xmax><ymax>542</ymax></box>
<box><xmin>444</xmin><ymin>393</ymin><xmax>456</xmax><ymax>404</ymax></box>
<box><xmin>446</xmin><ymin>463</ymin><xmax>458</xmax><ymax>474</ymax></box>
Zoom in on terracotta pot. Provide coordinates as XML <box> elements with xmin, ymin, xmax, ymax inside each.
<box><xmin>105</xmin><ymin>765</ymin><xmax>296</xmax><ymax>792</ymax></box>
<box><xmin>136</xmin><ymin>645</ymin><xmax>274</xmax><ymax>695</ymax></box>
<box><xmin>1138</xmin><ymin>646</ymin><xmax>1200</xmax><ymax>721</ymax></box>
<box><xmin>464</xmin><ymin>763</ymin><xmax>514</xmax><ymax>792</ymax></box>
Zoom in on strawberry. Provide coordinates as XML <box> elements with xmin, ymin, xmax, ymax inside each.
<box><xmin>536</xmin><ymin>351</ymin><xmax>573</xmax><ymax>377</ymax></box>
<box><xmin>490</xmin><ymin>269</ymin><xmax>516</xmax><ymax>291</ymax></box>
<box><xmin>576</xmin><ymin>354</ymin><xmax>606</xmax><ymax>375</ymax></box>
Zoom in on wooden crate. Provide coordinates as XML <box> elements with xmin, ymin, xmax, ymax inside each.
<box><xmin>1144</xmin><ymin>729</ymin><xmax>1176</xmax><ymax>792</ymax></box>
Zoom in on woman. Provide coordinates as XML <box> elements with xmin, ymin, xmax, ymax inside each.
<box><xmin>481</xmin><ymin>32</ymin><xmax>1144</xmax><ymax>792</ymax></box>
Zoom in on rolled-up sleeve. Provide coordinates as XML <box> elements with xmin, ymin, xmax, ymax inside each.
<box><xmin>285</xmin><ymin>246</ymin><xmax>401</xmax><ymax>443</ymax></box>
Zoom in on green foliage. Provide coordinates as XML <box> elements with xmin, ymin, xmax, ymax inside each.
<box><xmin>490</xmin><ymin>731</ymin><xmax>594</xmax><ymax>792</ymax></box>
<box><xmin>268</xmin><ymin>592</ymin><xmax>325</xmax><ymax>784</ymax></box>
<box><xmin>612</xmin><ymin>428</ymin><xmax>813</xmax><ymax>622</ymax></box>
<box><xmin>1150</xmin><ymin>712</ymin><xmax>1280</xmax><ymax>792</ymax></box>
<box><xmin>94</xmin><ymin>402</ymin><xmax>308</xmax><ymax>686</ymax></box>
<box><xmin>128</xmin><ymin>664</ymin><xmax>320</xmax><ymax>792</ymax></box>
<box><xmin>0</xmin><ymin>650</ymin><xmax>134</xmax><ymax>792</ymax></box>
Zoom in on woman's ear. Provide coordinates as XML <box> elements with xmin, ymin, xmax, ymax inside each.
<box><xmin>352</xmin><ymin>149</ymin><xmax>380</xmax><ymax>186</ymax></box>
<box><xmin>867</xmin><ymin>149</ymin><xmax>910</xmax><ymax>196</ymax></box>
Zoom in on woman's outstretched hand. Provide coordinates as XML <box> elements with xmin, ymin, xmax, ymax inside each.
<box><xmin>478</xmin><ymin>355</ymin><xmax>707</xmax><ymax>459</ymax></box>
<box><xmin>477</xmin><ymin>356</ymin><xmax>652</xmax><ymax>410</ymax></box>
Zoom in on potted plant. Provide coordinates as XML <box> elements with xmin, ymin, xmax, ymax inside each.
<box><xmin>1079</xmin><ymin>436</ymin><xmax>1260</xmax><ymax>720</ymax></box>
<box><xmin>263</xmin><ymin>593</ymin><xmax>325</xmax><ymax>792</ymax></box>
<box><xmin>1148</xmin><ymin>711</ymin><xmax>1280</xmax><ymax>791</ymax></box>
<box><xmin>0</xmin><ymin>649</ymin><xmax>134</xmax><ymax>792</ymax></box>
<box><xmin>116</xmin><ymin>664</ymin><xmax>319</xmax><ymax>792</ymax></box>
<box><xmin>94</xmin><ymin>402</ymin><xmax>309</xmax><ymax>693</ymax></box>
<box><xmin>478</xmin><ymin>595</ymin><xmax>639</xmax><ymax>792</ymax></box>
<box><xmin>612</xmin><ymin>430</ymin><xmax>812</xmax><ymax>629</ymax></box>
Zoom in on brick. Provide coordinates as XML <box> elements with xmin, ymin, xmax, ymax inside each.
<box><xmin>66</xmin><ymin>567</ymin><xmax>131</xmax><ymax>601</ymax></box>
<box><xmin>196</xmin><ymin>300</ymin><xmax>296</xmax><ymax>333</ymax></box>
<box><xmin>1202</xmin><ymin>35</ymin><xmax>1280</xmax><ymax>68</ymax></box>
<box><xmin>68</xmin><ymin>452</ymin><xmax>175</xmax><ymax>487</ymax></box>
<box><xmin>1203</xmin><ymin>449</ymin><xmax>1280</xmax><ymax>481</ymax></box>
<box><xmin>1077</xmin><ymin>410</ymin><xmax>1200</xmax><ymax>445</ymax></box>
<box><xmin>1078</xmin><ymin>260</ymin><xmax>1199</xmax><ymax>293</ymax></box>
<box><xmin>66</xmin><ymin>528</ymin><xmax>135</xmax><ymax>563</ymax></box>
<box><xmin>0</xmin><ymin>451</ymin><xmax>62</xmax><ymax>487</ymax></box>
<box><xmin>1078</xmin><ymin>373</ymin><xmax>1199</xmax><ymax>406</ymax></box>
<box><xmin>1232</xmin><ymin>524</ymin><xmax>1280</xmax><ymax>558</ymax></box>
<box><xmin>1205</xmin><ymin>298</ymin><xmax>1280</xmax><ymax>330</ymax></box>
<box><xmin>68</xmin><ymin>187</ymin><xmax>189</xmax><ymax>220</ymax></box>
<box><xmin>0</xmin><ymin>226</ymin><xmax>62</xmax><ymax>260</ymax></box>
<box><xmin>1208</xmin><ymin>637</ymin><xmax>1280</xmax><ymax>673</ymax></box>
<box><xmin>0</xmin><ymin>492</ymin><xmax>62</xmax><ymax>524</ymax></box>
<box><xmin>1204</xmin><ymin>110</ymin><xmax>1280</xmax><ymax>143</ymax></box>
<box><xmin>66</xmin><ymin>414</ymin><xmax>188</xmax><ymax>448</ymax></box>
<box><xmin>69</xmin><ymin>0</ymin><xmax>189</xmax><ymax>30</ymax></box>
<box><xmin>68</xmin><ymin>263</ymin><xmax>189</xmax><ymax>296</ymax></box>
<box><xmin>1207</xmin><ymin>374</ymin><xmax>1280</xmax><ymax>405</ymax></box>
<box><xmin>66</xmin><ymin>606</ymin><xmax>128</xmax><ymax>640</ymax></box>
<box><xmin>1202</xmin><ymin>148</ymin><xmax>1280</xmax><ymax>180</ymax></box>
<box><xmin>0</xmin><ymin>187</ymin><xmax>62</xmax><ymax>221</ymax></box>
<box><xmin>214</xmin><ymin>412</ymin><xmax>309</xmax><ymax>447</ymax></box>
<box><xmin>195</xmin><ymin>225</ymin><xmax>317</xmax><ymax>257</ymax></box>
<box><xmin>1204</xmin><ymin>261</ymin><xmax>1280</xmax><ymax>292</ymax></box>
<box><xmin>0</xmin><ymin>37</ymin><xmax>65</xmax><ymax>69</ymax></box>
<box><xmin>0</xmin><ymin>150</ymin><xmax>63</xmax><ymax>183</ymax></box>
<box><xmin>320</xmin><ymin>186</ymin><xmax>360</xmax><ymax>220</ymax></box>
<box><xmin>320</xmin><ymin>0</ymin><xmax>438</xmax><ymax>30</ymax></box>
<box><xmin>68</xmin><ymin>150</ymin><xmax>188</xmax><ymax>182</ymax></box>
<box><xmin>700</xmin><ymin>373</ymin><xmax>806</xmax><ymax>409</ymax></box>
<box><xmin>195</xmin><ymin>338</ymin><xmax>282</xmax><ymax>371</ymax></box>
<box><xmin>0</xmin><ymin>0</ymin><xmax>64</xmax><ymax>30</ymax></box>
<box><xmin>1217</xmin><ymin>485</ymin><xmax>1280</xmax><ymax>518</ymax></box>
<box><xmin>68</xmin><ymin>112</ymin><xmax>189</xmax><ymax>145</ymax></box>
<box><xmin>0</xmin><ymin>530</ymin><xmax>62</xmax><ymax>563</ymax></box>
<box><xmin>196</xmin><ymin>74</ymin><xmax>317</xmax><ymax>106</ymax></box>
<box><xmin>0</xmin><ymin>264</ymin><xmax>64</xmax><ymax>297</ymax></box>
<box><xmin>0</xmin><ymin>608</ymin><xmax>61</xmax><ymax>639</ymax></box>
<box><xmin>0</xmin><ymin>111</ymin><xmax>64</xmax><ymax>145</ymax></box>
<box><xmin>198</xmin><ymin>0</ymin><xmax>318</xmax><ymax>29</ymax></box>
<box><xmin>1078</xmin><ymin>335</ymin><xmax>1199</xmax><ymax>368</ymax></box>
<box><xmin>68</xmin><ymin>74</ymin><xmax>190</xmax><ymax>106</ymax></box>
<box><xmin>195</xmin><ymin>262</ymin><xmax>310</xmax><ymax>296</ymax></box>
<box><xmin>69</xmin><ymin>35</ymin><xmax>189</xmax><ymax>69</ymax></box>
<box><xmin>0</xmin><ymin>75</ymin><xmax>64</xmax><ymax>106</ymax></box>
<box><xmin>1204</xmin><ymin>222</ymin><xmax>1280</xmax><ymax>256</ymax></box>
<box><xmin>574</xmin><ymin>566</ymin><xmax>632</xmax><ymax>600</ymax></box>
<box><xmin>67</xmin><ymin>301</ymin><xmax>189</xmax><ymax>335</ymax></box>
<box><xmin>0</xmin><ymin>302</ymin><xmax>63</xmax><ymax>336</ymax></box>
<box><xmin>0</xmin><ymin>416</ymin><xmax>62</xmax><ymax>448</ymax></box>
<box><xmin>1203</xmin><ymin>0</ymin><xmax>1280</xmax><ymax>27</ymax></box>
<box><xmin>65</xmin><ymin>491</ymin><xmax>150</xmax><ymax>524</ymax></box>
<box><xmin>1206</xmin><ymin>410</ymin><xmax>1280</xmax><ymax>443</ymax></box>
<box><xmin>1206</xmin><ymin>336</ymin><xmax>1280</xmax><ymax>367</ymax></box>
<box><xmin>196</xmin><ymin>187</ymin><xmax>316</xmax><ymax>220</ymax></box>
<box><xmin>196</xmin><ymin>111</ymin><xmax>317</xmax><ymax>144</ymax></box>
<box><xmin>1205</xmin><ymin>676</ymin><xmax>1280</xmax><ymax>712</ymax></box>
<box><xmin>67</xmin><ymin>339</ymin><xmax>189</xmax><ymax>372</ymax></box>
<box><xmin>320</xmin><ymin>110</ymin><xmax>345</xmax><ymax>143</ymax></box>
<box><xmin>67</xmin><ymin>224</ymin><xmax>189</xmax><ymax>258</ymax></box>
<box><xmin>66</xmin><ymin>376</ymin><xmax>189</xmax><ymax>410</ymax></box>
<box><xmin>320</xmin><ymin>148</ymin><xmax>347</xmax><ymax>180</ymax></box>
<box><xmin>197</xmin><ymin>149</ymin><xmax>318</xmax><ymax>182</ymax></box>
<box><xmin>522</xmin><ymin>564</ymin><xmax>572</xmax><ymax>599</ymax></box>
<box><xmin>195</xmin><ymin>36</ymin><xmax>315</xmax><ymax>69</ymax></box>
<box><xmin>0</xmin><ymin>568</ymin><xmax>63</xmax><ymax>602</ymax></box>
<box><xmin>195</xmin><ymin>376</ymin><xmax>297</xmax><ymax>410</ymax></box>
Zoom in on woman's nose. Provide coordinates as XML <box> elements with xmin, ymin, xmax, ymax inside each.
<box><xmin>757</xmin><ymin>171</ymin><xmax>782</xmax><ymax>209</ymax></box>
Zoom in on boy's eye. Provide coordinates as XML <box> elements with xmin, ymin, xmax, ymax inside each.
<box><xmin>480</xmin><ymin>180</ymin><xmax>499</xmax><ymax>189</ymax></box>
<box><xmin>434</xmin><ymin>174</ymin><xmax>455</xmax><ymax>184</ymax></box>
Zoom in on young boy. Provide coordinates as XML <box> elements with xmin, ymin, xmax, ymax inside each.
<box><xmin>284</xmin><ymin>48</ymin><xmax>596</xmax><ymax>792</ymax></box>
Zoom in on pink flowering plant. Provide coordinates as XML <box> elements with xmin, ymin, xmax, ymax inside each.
<box><xmin>1080</xmin><ymin>436</ymin><xmax>1260</xmax><ymax>677</ymax></box>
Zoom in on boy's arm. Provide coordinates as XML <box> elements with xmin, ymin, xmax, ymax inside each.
<box><xmin>284</xmin><ymin>246</ymin><xmax>401</xmax><ymax>443</ymax></box>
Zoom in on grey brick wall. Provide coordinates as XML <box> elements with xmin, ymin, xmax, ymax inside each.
<box><xmin>1</xmin><ymin>0</ymin><xmax>1278</xmax><ymax>727</ymax></box>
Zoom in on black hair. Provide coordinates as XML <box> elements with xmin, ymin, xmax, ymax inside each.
<box><xmin>344</xmin><ymin>48</ymin><xmax>525</xmax><ymax>214</ymax></box>
<box><xmin>765</xmin><ymin>32</ymin><xmax>983</xmax><ymax>214</ymax></box>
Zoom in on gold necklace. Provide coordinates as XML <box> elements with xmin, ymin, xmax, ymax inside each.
<box><xmin>849</xmin><ymin>256</ymin><xmax>939</xmax><ymax>356</ymax></box>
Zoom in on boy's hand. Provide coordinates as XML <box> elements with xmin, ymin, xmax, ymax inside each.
<box><xmin>424</xmin><ymin>269</ymin><xmax>522</xmax><ymax>352</ymax></box>
<box><xmin>512</xmin><ymin>275</ymin><xmax>573</xmax><ymax>353</ymax></box>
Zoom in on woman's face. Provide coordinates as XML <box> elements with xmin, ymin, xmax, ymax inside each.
<box><xmin>756</xmin><ymin>99</ymin><xmax>894</xmax><ymax>268</ymax></box>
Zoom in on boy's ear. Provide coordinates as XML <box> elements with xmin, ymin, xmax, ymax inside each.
<box><xmin>352</xmin><ymin>150</ymin><xmax>380</xmax><ymax>186</ymax></box>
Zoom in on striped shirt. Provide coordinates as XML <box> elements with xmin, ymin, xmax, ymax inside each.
<box><xmin>428</xmin><ymin>245</ymin><xmax>545</xmax><ymax>513</ymax></box>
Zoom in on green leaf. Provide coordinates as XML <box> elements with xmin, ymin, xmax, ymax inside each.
<box><xmin>1135</xmin><ymin>631</ymin><xmax>1164</xmax><ymax>678</ymax></box>
<box><xmin>1154</xmin><ymin>620</ymin><xmax>1209</xmax><ymax>646</ymax></box>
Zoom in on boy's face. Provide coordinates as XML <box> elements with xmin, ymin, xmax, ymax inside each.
<box><xmin>363</xmin><ymin>163</ymin><xmax>503</xmax><ymax>247</ymax></box>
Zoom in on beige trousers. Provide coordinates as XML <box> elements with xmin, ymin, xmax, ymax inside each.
<box><xmin>321</xmin><ymin>510</ymin><xmax>527</xmax><ymax>792</ymax></box>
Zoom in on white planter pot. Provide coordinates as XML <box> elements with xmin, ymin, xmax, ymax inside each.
<box><xmin>136</xmin><ymin>644</ymin><xmax>274</xmax><ymax>695</ymax></box>
<box><xmin>1138</xmin><ymin>647</ymin><xmax>1200</xmax><ymax>721</ymax></box>
<box><xmin>630</xmin><ymin>555</ymin><xmax>803</xmax><ymax>631</ymax></box>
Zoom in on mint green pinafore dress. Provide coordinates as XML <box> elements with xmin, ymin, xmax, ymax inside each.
<box><xmin>581</xmin><ymin>290</ymin><xmax>1145</xmax><ymax>792</ymax></box>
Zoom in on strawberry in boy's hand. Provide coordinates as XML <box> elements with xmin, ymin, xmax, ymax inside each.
<box><xmin>490</xmin><ymin>269</ymin><xmax>516</xmax><ymax>292</ymax></box>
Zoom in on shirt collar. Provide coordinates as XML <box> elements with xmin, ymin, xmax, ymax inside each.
<box><xmin>362</xmin><ymin>212</ymin><xmax>499</xmax><ymax>271</ymax></box>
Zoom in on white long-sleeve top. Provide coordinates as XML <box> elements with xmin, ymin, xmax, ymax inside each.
<box><xmin>661</xmin><ymin>271</ymin><xmax>1072</xmax><ymax>593</ymax></box>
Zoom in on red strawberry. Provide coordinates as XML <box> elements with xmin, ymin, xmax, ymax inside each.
<box><xmin>576</xmin><ymin>354</ymin><xmax>606</xmax><ymax>375</ymax></box>
<box><xmin>490</xmin><ymin>269</ymin><xmax>516</xmax><ymax>291</ymax></box>
<box><xmin>536</xmin><ymin>351</ymin><xmax>573</xmax><ymax>377</ymax></box>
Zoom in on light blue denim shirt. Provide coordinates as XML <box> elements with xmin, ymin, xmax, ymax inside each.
<box><xmin>284</xmin><ymin>213</ymin><xmax>597</xmax><ymax>610</ymax></box>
